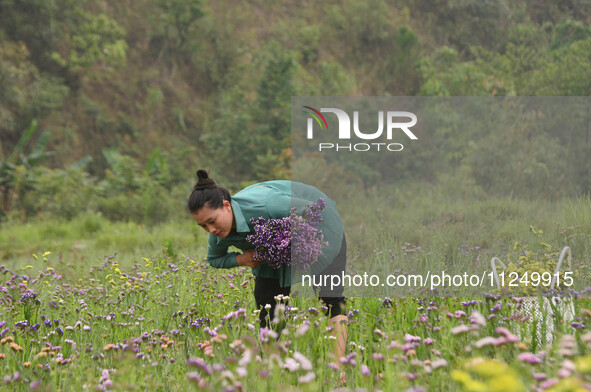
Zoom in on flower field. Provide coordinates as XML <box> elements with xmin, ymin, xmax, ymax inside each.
<box><xmin>1</xmin><ymin>247</ymin><xmax>590</xmax><ymax>392</ymax></box>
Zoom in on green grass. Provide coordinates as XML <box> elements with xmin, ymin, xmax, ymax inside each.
<box><xmin>0</xmin><ymin>190</ymin><xmax>590</xmax><ymax>390</ymax></box>
<box><xmin>0</xmin><ymin>212</ymin><xmax>209</xmax><ymax>280</ymax></box>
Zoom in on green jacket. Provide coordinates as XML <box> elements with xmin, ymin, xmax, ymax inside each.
<box><xmin>206</xmin><ymin>181</ymin><xmax>345</xmax><ymax>287</ymax></box>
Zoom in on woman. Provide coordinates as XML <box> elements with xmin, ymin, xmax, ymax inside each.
<box><xmin>188</xmin><ymin>169</ymin><xmax>347</xmax><ymax>358</ymax></box>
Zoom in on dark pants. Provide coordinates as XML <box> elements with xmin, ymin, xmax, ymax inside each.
<box><xmin>255</xmin><ymin>235</ymin><xmax>347</xmax><ymax>328</ymax></box>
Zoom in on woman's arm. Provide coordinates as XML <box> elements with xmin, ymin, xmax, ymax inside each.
<box><xmin>236</xmin><ymin>249</ymin><xmax>259</xmax><ymax>268</ymax></box>
<box><xmin>207</xmin><ymin>235</ymin><xmax>239</xmax><ymax>268</ymax></box>
<box><xmin>207</xmin><ymin>235</ymin><xmax>260</xmax><ymax>269</ymax></box>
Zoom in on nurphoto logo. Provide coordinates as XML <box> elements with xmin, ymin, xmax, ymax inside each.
<box><xmin>303</xmin><ymin>106</ymin><xmax>418</xmax><ymax>152</ymax></box>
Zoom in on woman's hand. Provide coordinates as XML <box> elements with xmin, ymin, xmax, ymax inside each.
<box><xmin>237</xmin><ymin>249</ymin><xmax>260</xmax><ymax>268</ymax></box>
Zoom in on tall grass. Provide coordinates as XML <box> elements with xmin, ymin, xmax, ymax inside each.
<box><xmin>0</xmin><ymin>188</ymin><xmax>590</xmax><ymax>390</ymax></box>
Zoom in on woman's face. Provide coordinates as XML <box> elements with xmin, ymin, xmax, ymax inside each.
<box><xmin>192</xmin><ymin>200</ymin><xmax>235</xmax><ymax>238</ymax></box>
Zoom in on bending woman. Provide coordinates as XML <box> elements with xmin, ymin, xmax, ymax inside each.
<box><xmin>188</xmin><ymin>169</ymin><xmax>347</xmax><ymax>359</ymax></box>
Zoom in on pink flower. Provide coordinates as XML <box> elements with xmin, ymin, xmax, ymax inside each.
<box><xmin>295</xmin><ymin>323</ymin><xmax>310</xmax><ymax>337</ymax></box>
<box><xmin>404</xmin><ymin>334</ymin><xmax>421</xmax><ymax>343</ymax></box>
<box><xmin>298</xmin><ymin>372</ymin><xmax>316</xmax><ymax>384</ymax></box>
<box><xmin>561</xmin><ymin>360</ymin><xmax>576</xmax><ymax>372</ymax></box>
<box><xmin>540</xmin><ymin>378</ymin><xmax>559</xmax><ymax>389</ymax></box>
<box><xmin>431</xmin><ymin>359</ymin><xmax>447</xmax><ymax>369</ymax></box>
<box><xmin>495</xmin><ymin>327</ymin><xmax>519</xmax><ymax>343</ymax></box>
<box><xmin>293</xmin><ymin>352</ymin><xmax>312</xmax><ymax>371</ymax></box>
<box><xmin>474</xmin><ymin>337</ymin><xmax>497</xmax><ymax>348</ymax></box>
<box><xmin>238</xmin><ymin>349</ymin><xmax>252</xmax><ymax>367</ymax></box>
<box><xmin>533</xmin><ymin>372</ymin><xmax>547</xmax><ymax>381</ymax></box>
<box><xmin>284</xmin><ymin>358</ymin><xmax>300</xmax><ymax>372</ymax></box>
<box><xmin>469</xmin><ymin>311</ymin><xmax>486</xmax><ymax>327</ymax></box>
<box><xmin>388</xmin><ymin>341</ymin><xmax>402</xmax><ymax>350</ymax></box>
<box><xmin>518</xmin><ymin>352</ymin><xmax>542</xmax><ymax>364</ymax></box>
<box><xmin>557</xmin><ymin>368</ymin><xmax>571</xmax><ymax>378</ymax></box>
<box><xmin>451</xmin><ymin>325</ymin><xmax>471</xmax><ymax>335</ymax></box>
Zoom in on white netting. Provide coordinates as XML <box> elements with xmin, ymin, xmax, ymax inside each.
<box><xmin>490</xmin><ymin>246</ymin><xmax>575</xmax><ymax>346</ymax></box>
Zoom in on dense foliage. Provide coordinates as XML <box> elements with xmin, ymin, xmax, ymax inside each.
<box><xmin>1</xmin><ymin>0</ymin><xmax>590</xmax><ymax>222</ymax></box>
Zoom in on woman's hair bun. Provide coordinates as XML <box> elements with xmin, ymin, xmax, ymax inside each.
<box><xmin>194</xmin><ymin>169</ymin><xmax>216</xmax><ymax>190</ymax></box>
<box><xmin>188</xmin><ymin>169</ymin><xmax>231</xmax><ymax>212</ymax></box>
<box><xmin>196</xmin><ymin>169</ymin><xmax>209</xmax><ymax>181</ymax></box>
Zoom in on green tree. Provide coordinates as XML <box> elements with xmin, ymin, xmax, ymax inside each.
<box><xmin>0</xmin><ymin>120</ymin><xmax>52</xmax><ymax>217</ymax></box>
<box><xmin>0</xmin><ymin>34</ymin><xmax>68</xmax><ymax>152</ymax></box>
<box><xmin>526</xmin><ymin>38</ymin><xmax>591</xmax><ymax>95</ymax></box>
<box><xmin>156</xmin><ymin>0</ymin><xmax>203</xmax><ymax>49</ymax></box>
<box><xmin>253</xmin><ymin>44</ymin><xmax>297</xmax><ymax>179</ymax></box>
<box><xmin>0</xmin><ymin>0</ymin><xmax>127</xmax><ymax>85</ymax></box>
<box><xmin>50</xmin><ymin>13</ymin><xmax>128</xmax><ymax>77</ymax></box>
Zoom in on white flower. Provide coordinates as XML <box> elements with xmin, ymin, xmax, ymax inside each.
<box><xmin>293</xmin><ymin>352</ymin><xmax>313</xmax><ymax>371</ymax></box>
<box><xmin>469</xmin><ymin>310</ymin><xmax>486</xmax><ymax>327</ymax></box>
<box><xmin>238</xmin><ymin>349</ymin><xmax>252</xmax><ymax>367</ymax></box>
<box><xmin>284</xmin><ymin>358</ymin><xmax>300</xmax><ymax>372</ymax></box>
<box><xmin>474</xmin><ymin>337</ymin><xmax>497</xmax><ymax>348</ymax></box>
<box><xmin>431</xmin><ymin>359</ymin><xmax>448</xmax><ymax>369</ymax></box>
<box><xmin>295</xmin><ymin>323</ymin><xmax>310</xmax><ymax>337</ymax></box>
<box><xmin>451</xmin><ymin>324</ymin><xmax>471</xmax><ymax>335</ymax></box>
<box><xmin>298</xmin><ymin>372</ymin><xmax>315</xmax><ymax>384</ymax></box>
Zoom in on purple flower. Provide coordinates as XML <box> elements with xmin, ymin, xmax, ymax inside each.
<box><xmin>187</xmin><ymin>358</ymin><xmax>212</xmax><ymax>375</ymax></box>
<box><xmin>15</xmin><ymin>320</ymin><xmax>29</xmax><ymax>329</ymax></box>
<box><xmin>340</xmin><ymin>352</ymin><xmax>357</xmax><ymax>367</ymax></box>
<box><xmin>533</xmin><ymin>372</ymin><xmax>547</xmax><ymax>381</ymax></box>
<box><xmin>246</xmin><ymin>198</ymin><xmax>328</xmax><ymax>271</ymax></box>
<box><xmin>259</xmin><ymin>328</ymin><xmax>278</xmax><ymax>343</ymax></box>
<box><xmin>223</xmin><ymin>308</ymin><xmax>247</xmax><ymax>321</ymax></box>
<box><xmin>361</xmin><ymin>364</ymin><xmax>370</xmax><ymax>376</ymax></box>
<box><xmin>246</xmin><ymin>216</ymin><xmax>292</xmax><ymax>269</ymax></box>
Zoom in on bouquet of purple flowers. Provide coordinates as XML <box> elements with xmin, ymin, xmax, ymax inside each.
<box><xmin>246</xmin><ymin>198</ymin><xmax>328</xmax><ymax>271</ymax></box>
